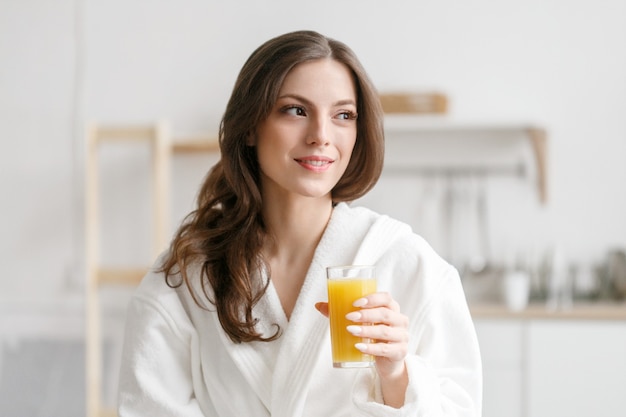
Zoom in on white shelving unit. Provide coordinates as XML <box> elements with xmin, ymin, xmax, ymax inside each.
<box><xmin>382</xmin><ymin>115</ymin><xmax>547</xmax><ymax>204</ymax></box>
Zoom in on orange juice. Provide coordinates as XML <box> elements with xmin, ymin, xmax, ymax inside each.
<box><xmin>327</xmin><ymin>277</ymin><xmax>377</xmax><ymax>367</ymax></box>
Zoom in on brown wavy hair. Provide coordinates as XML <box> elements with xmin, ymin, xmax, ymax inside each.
<box><xmin>160</xmin><ymin>30</ymin><xmax>384</xmax><ymax>343</ymax></box>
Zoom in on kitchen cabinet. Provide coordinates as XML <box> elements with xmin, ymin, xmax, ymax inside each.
<box><xmin>474</xmin><ymin>320</ymin><xmax>525</xmax><ymax>417</ymax></box>
<box><xmin>527</xmin><ymin>320</ymin><xmax>626</xmax><ymax>417</ymax></box>
<box><xmin>474</xmin><ymin>310</ymin><xmax>626</xmax><ymax>417</ymax></box>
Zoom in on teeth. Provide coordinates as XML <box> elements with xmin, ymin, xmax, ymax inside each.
<box><xmin>301</xmin><ymin>160</ymin><xmax>329</xmax><ymax>166</ymax></box>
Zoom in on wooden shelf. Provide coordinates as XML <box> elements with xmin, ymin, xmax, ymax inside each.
<box><xmin>99</xmin><ymin>408</ymin><xmax>117</xmax><ymax>417</ymax></box>
<box><xmin>96</xmin><ymin>267</ymin><xmax>147</xmax><ymax>286</ymax></box>
<box><xmin>172</xmin><ymin>136</ymin><xmax>219</xmax><ymax>153</ymax></box>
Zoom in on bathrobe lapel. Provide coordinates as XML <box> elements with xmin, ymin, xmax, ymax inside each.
<box><xmin>269</xmin><ymin>205</ymin><xmax>357</xmax><ymax>417</ymax></box>
<box><xmin>270</xmin><ymin>204</ymin><xmax>407</xmax><ymax>417</ymax></box>
<box><xmin>211</xmin><ymin>309</ymin><xmax>274</xmax><ymax>414</ymax></box>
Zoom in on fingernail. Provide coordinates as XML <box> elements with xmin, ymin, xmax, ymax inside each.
<box><xmin>355</xmin><ymin>343</ymin><xmax>368</xmax><ymax>352</ymax></box>
<box><xmin>345</xmin><ymin>312</ymin><xmax>361</xmax><ymax>321</ymax></box>
<box><xmin>353</xmin><ymin>298</ymin><xmax>368</xmax><ymax>307</ymax></box>
<box><xmin>346</xmin><ymin>325</ymin><xmax>362</xmax><ymax>335</ymax></box>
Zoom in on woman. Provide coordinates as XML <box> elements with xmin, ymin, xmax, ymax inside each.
<box><xmin>118</xmin><ymin>30</ymin><xmax>482</xmax><ymax>417</ymax></box>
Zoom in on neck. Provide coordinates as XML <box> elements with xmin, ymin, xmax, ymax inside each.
<box><xmin>262</xmin><ymin>195</ymin><xmax>333</xmax><ymax>262</ymax></box>
<box><xmin>260</xmin><ymin>192</ymin><xmax>335</xmax><ymax>319</ymax></box>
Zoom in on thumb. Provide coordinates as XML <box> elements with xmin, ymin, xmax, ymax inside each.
<box><xmin>314</xmin><ymin>302</ymin><xmax>329</xmax><ymax>317</ymax></box>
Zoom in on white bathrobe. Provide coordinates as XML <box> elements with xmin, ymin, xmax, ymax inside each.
<box><xmin>118</xmin><ymin>203</ymin><xmax>482</xmax><ymax>417</ymax></box>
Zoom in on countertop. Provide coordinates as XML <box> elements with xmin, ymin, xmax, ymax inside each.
<box><xmin>470</xmin><ymin>301</ymin><xmax>626</xmax><ymax>320</ymax></box>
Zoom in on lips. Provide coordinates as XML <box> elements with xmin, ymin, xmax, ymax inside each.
<box><xmin>294</xmin><ymin>156</ymin><xmax>334</xmax><ymax>171</ymax></box>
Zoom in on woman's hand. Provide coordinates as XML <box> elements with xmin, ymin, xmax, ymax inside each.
<box><xmin>315</xmin><ymin>292</ymin><xmax>410</xmax><ymax>408</ymax></box>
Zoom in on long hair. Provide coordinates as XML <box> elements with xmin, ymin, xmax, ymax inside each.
<box><xmin>159</xmin><ymin>30</ymin><xmax>384</xmax><ymax>343</ymax></box>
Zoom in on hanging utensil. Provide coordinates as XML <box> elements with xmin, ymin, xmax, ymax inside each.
<box><xmin>468</xmin><ymin>173</ymin><xmax>490</xmax><ymax>274</ymax></box>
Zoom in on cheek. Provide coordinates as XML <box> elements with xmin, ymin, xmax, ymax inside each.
<box><xmin>344</xmin><ymin>134</ymin><xmax>359</xmax><ymax>165</ymax></box>
<box><xmin>343</xmin><ymin>135</ymin><xmax>357</xmax><ymax>160</ymax></box>
<box><xmin>255</xmin><ymin>136</ymin><xmax>289</xmax><ymax>177</ymax></box>
<box><xmin>255</xmin><ymin>142</ymin><xmax>274</xmax><ymax>172</ymax></box>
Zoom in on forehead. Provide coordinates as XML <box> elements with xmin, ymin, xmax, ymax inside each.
<box><xmin>279</xmin><ymin>58</ymin><xmax>357</xmax><ymax>100</ymax></box>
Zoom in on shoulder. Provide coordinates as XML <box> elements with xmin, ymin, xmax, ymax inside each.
<box><xmin>333</xmin><ymin>202</ymin><xmax>453</xmax><ymax>273</ymax></box>
<box><xmin>133</xmin><ymin>253</ymin><xmax>207</xmax><ymax>305</ymax></box>
<box><xmin>334</xmin><ymin>202</ymin><xmax>426</xmax><ymax>249</ymax></box>
<box><xmin>126</xmin><ymin>257</ymin><xmax>206</xmax><ymax>337</ymax></box>
<box><xmin>333</xmin><ymin>202</ymin><xmax>412</xmax><ymax>234</ymax></box>
<box><xmin>341</xmin><ymin>204</ymin><xmax>457</xmax><ymax>281</ymax></box>
<box><xmin>333</xmin><ymin>202</ymin><xmax>388</xmax><ymax>221</ymax></box>
<box><xmin>132</xmin><ymin>267</ymin><xmax>179</xmax><ymax>307</ymax></box>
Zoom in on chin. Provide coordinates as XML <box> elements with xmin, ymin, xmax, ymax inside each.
<box><xmin>297</xmin><ymin>188</ymin><xmax>334</xmax><ymax>200</ymax></box>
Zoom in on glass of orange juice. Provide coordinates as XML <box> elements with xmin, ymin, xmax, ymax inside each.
<box><xmin>326</xmin><ymin>265</ymin><xmax>377</xmax><ymax>368</ymax></box>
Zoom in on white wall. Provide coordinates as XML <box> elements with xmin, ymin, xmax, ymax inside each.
<box><xmin>1</xmin><ymin>1</ymin><xmax>78</xmax><ymax>298</ymax></box>
<box><xmin>2</xmin><ymin>0</ymin><xmax>626</xmax><ymax>296</ymax></box>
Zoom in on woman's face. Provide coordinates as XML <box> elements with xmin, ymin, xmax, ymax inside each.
<box><xmin>252</xmin><ymin>58</ymin><xmax>358</xmax><ymax>203</ymax></box>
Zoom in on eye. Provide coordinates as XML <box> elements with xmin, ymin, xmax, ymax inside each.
<box><xmin>282</xmin><ymin>105</ymin><xmax>307</xmax><ymax>117</ymax></box>
<box><xmin>336</xmin><ymin>111</ymin><xmax>358</xmax><ymax>121</ymax></box>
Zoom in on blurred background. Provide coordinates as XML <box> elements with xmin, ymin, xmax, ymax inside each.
<box><xmin>1</xmin><ymin>0</ymin><xmax>625</xmax><ymax>416</ymax></box>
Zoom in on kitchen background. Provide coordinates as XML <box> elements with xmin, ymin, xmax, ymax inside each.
<box><xmin>1</xmin><ymin>0</ymin><xmax>626</xmax><ymax>416</ymax></box>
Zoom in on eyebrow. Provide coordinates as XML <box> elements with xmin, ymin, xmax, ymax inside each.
<box><xmin>277</xmin><ymin>93</ymin><xmax>357</xmax><ymax>108</ymax></box>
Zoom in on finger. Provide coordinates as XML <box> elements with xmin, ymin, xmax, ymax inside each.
<box><xmin>353</xmin><ymin>292</ymin><xmax>400</xmax><ymax>312</ymax></box>
<box><xmin>314</xmin><ymin>302</ymin><xmax>329</xmax><ymax>317</ymax></box>
<box><xmin>347</xmin><ymin>323</ymin><xmax>408</xmax><ymax>344</ymax></box>
<box><xmin>346</xmin><ymin>308</ymin><xmax>408</xmax><ymax>329</ymax></box>
<box><xmin>355</xmin><ymin>340</ymin><xmax>408</xmax><ymax>362</ymax></box>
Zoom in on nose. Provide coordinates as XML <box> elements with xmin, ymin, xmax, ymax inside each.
<box><xmin>305</xmin><ymin>116</ymin><xmax>330</xmax><ymax>146</ymax></box>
